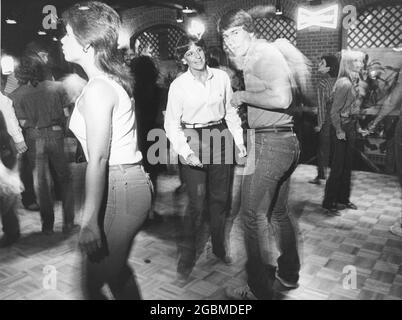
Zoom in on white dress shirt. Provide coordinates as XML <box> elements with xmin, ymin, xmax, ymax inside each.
<box><xmin>164</xmin><ymin>67</ymin><xmax>244</xmax><ymax>159</ymax></box>
<box><xmin>0</xmin><ymin>92</ymin><xmax>24</xmax><ymax>144</ymax></box>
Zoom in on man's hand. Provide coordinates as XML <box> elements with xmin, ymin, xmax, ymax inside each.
<box><xmin>79</xmin><ymin>222</ymin><xmax>102</xmax><ymax>258</ymax></box>
<box><xmin>367</xmin><ymin>120</ymin><xmax>377</xmax><ymax>133</ymax></box>
<box><xmin>237</xmin><ymin>144</ymin><xmax>247</xmax><ymax>158</ymax></box>
<box><xmin>185</xmin><ymin>153</ymin><xmax>203</xmax><ymax>167</ymax></box>
<box><xmin>231</xmin><ymin>91</ymin><xmax>244</xmax><ymax>108</ymax></box>
<box><xmin>336</xmin><ymin>130</ymin><xmax>346</xmax><ymax>140</ymax></box>
<box><xmin>15</xmin><ymin>141</ymin><xmax>28</xmax><ymax>154</ymax></box>
<box><xmin>314</xmin><ymin>126</ymin><xmax>321</xmax><ymax>133</ymax></box>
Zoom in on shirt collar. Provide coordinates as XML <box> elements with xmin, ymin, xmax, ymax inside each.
<box><xmin>185</xmin><ymin>66</ymin><xmax>214</xmax><ymax>81</ymax></box>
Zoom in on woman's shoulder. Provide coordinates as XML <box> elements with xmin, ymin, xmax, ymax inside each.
<box><xmin>79</xmin><ymin>77</ymin><xmax>118</xmax><ymax>111</ymax></box>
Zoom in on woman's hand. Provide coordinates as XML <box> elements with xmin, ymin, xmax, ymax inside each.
<box><xmin>185</xmin><ymin>153</ymin><xmax>203</xmax><ymax>167</ymax></box>
<box><xmin>79</xmin><ymin>222</ymin><xmax>102</xmax><ymax>257</ymax></box>
<box><xmin>237</xmin><ymin>144</ymin><xmax>247</xmax><ymax>158</ymax></box>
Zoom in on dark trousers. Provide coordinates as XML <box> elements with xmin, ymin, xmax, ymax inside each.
<box><xmin>19</xmin><ymin>151</ymin><xmax>37</xmax><ymax>207</ymax></box>
<box><xmin>177</xmin><ymin>123</ymin><xmax>234</xmax><ymax>273</ymax></box>
<box><xmin>316</xmin><ymin>121</ymin><xmax>331</xmax><ymax>179</ymax></box>
<box><xmin>25</xmin><ymin>127</ymin><xmax>74</xmax><ymax>231</ymax></box>
<box><xmin>241</xmin><ymin>131</ymin><xmax>300</xmax><ymax>299</ymax></box>
<box><xmin>395</xmin><ymin>117</ymin><xmax>402</xmax><ymax>188</ymax></box>
<box><xmin>323</xmin><ymin>121</ymin><xmax>356</xmax><ymax>207</ymax></box>
<box><xmin>0</xmin><ymin>194</ymin><xmax>20</xmax><ymax>237</ymax></box>
<box><xmin>395</xmin><ymin>117</ymin><xmax>402</xmax><ymax>227</ymax></box>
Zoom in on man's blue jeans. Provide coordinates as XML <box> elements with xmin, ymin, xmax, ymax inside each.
<box><xmin>25</xmin><ymin>127</ymin><xmax>74</xmax><ymax>231</ymax></box>
<box><xmin>241</xmin><ymin>131</ymin><xmax>301</xmax><ymax>299</ymax></box>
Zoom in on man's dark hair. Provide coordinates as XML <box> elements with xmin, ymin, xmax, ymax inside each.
<box><xmin>217</xmin><ymin>9</ymin><xmax>255</xmax><ymax>34</ymax></box>
<box><xmin>321</xmin><ymin>55</ymin><xmax>340</xmax><ymax>78</ymax></box>
<box><xmin>175</xmin><ymin>35</ymin><xmax>206</xmax><ymax>62</ymax></box>
<box><xmin>14</xmin><ymin>55</ymin><xmax>45</xmax><ymax>87</ymax></box>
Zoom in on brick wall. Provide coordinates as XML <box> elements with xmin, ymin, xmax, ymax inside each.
<box><xmin>122</xmin><ymin>0</ymin><xmax>398</xmax><ymax>104</ymax></box>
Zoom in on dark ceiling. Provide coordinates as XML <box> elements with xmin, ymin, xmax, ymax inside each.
<box><xmin>1</xmin><ymin>0</ymin><xmax>203</xmax><ymax>55</ymax></box>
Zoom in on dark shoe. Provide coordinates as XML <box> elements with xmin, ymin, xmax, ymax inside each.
<box><xmin>322</xmin><ymin>203</ymin><xmax>341</xmax><ymax>216</ymax></box>
<box><xmin>24</xmin><ymin>203</ymin><xmax>40</xmax><ymax>211</ymax></box>
<box><xmin>62</xmin><ymin>223</ymin><xmax>80</xmax><ymax>235</ymax></box>
<box><xmin>0</xmin><ymin>234</ymin><xmax>20</xmax><ymax>248</ymax></box>
<box><xmin>217</xmin><ymin>255</ymin><xmax>233</xmax><ymax>265</ymax></box>
<box><xmin>339</xmin><ymin>202</ymin><xmax>357</xmax><ymax>210</ymax></box>
<box><xmin>174</xmin><ymin>184</ymin><xmax>186</xmax><ymax>194</ymax></box>
<box><xmin>225</xmin><ymin>285</ymin><xmax>257</xmax><ymax>300</ymax></box>
<box><xmin>41</xmin><ymin>229</ymin><xmax>54</xmax><ymax>236</ymax></box>
<box><xmin>275</xmin><ymin>271</ymin><xmax>299</xmax><ymax>289</ymax></box>
<box><xmin>308</xmin><ymin>177</ymin><xmax>321</xmax><ymax>185</ymax></box>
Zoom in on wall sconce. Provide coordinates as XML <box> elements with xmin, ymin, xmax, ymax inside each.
<box><xmin>5</xmin><ymin>19</ymin><xmax>17</xmax><ymax>24</ymax></box>
<box><xmin>275</xmin><ymin>0</ymin><xmax>283</xmax><ymax>15</ymax></box>
<box><xmin>176</xmin><ymin>9</ymin><xmax>184</xmax><ymax>23</ymax></box>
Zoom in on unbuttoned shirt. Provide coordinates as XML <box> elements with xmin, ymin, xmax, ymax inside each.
<box><xmin>0</xmin><ymin>92</ymin><xmax>24</xmax><ymax>143</ymax></box>
<box><xmin>241</xmin><ymin>39</ymin><xmax>293</xmax><ymax>128</ymax></box>
<box><xmin>164</xmin><ymin>67</ymin><xmax>244</xmax><ymax>159</ymax></box>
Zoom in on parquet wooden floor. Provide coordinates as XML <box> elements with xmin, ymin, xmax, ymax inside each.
<box><xmin>0</xmin><ymin>164</ymin><xmax>401</xmax><ymax>300</ymax></box>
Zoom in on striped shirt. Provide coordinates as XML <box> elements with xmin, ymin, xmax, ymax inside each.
<box><xmin>317</xmin><ymin>77</ymin><xmax>336</xmax><ymax>131</ymax></box>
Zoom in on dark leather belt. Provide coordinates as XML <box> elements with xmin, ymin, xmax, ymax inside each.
<box><xmin>182</xmin><ymin>119</ymin><xmax>223</xmax><ymax>129</ymax></box>
<box><xmin>254</xmin><ymin>126</ymin><xmax>294</xmax><ymax>133</ymax></box>
<box><xmin>26</xmin><ymin>125</ymin><xmax>63</xmax><ymax>131</ymax></box>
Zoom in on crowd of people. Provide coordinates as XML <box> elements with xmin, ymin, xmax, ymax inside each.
<box><xmin>0</xmin><ymin>1</ymin><xmax>401</xmax><ymax>300</ymax></box>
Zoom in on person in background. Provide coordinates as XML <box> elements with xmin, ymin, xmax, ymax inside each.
<box><xmin>322</xmin><ymin>49</ymin><xmax>365</xmax><ymax>215</ymax></box>
<box><xmin>10</xmin><ymin>54</ymin><xmax>75</xmax><ymax>235</ymax></box>
<box><xmin>61</xmin><ymin>1</ymin><xmax>152</xmax><ymax>299</ymax></box>
<box><xmin>130</xmin><ymin>52</ymin><xmax>162</xmax><ymax>224</ymax></box>
<box><xmin>164</xmin><ymin>34</ymin><xmax>246</xmax><ymax>281</ymax></box>
<box><xmin>309</xmin><ymin>55</ymin><xmax>340</xmax><ymax>185</ymax></box>
<box><xmin>367</xmin><ymin>64</ymin><xmax>402</xmax><ymax>237</ymax></box>
<box><xmin>0</xmin><ymin>92</ymin><xmax>27</xmax><ymax>247</ymax></box>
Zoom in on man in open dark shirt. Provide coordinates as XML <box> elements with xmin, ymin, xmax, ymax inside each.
<box><xmin>10</xmin><ymin>56</ymin><xmax>75</xmax><ymax>235</ymax></box>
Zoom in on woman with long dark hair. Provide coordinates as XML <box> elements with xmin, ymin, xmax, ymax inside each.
<box><xmin>61</xmin><ymin>1</ymin><xmax>152</xmax><ymax>299</ymax></box>
<box><xmin>322</xmin><ymin>49</ymin><xmax>365</xmax><ymax>215</ymax></box>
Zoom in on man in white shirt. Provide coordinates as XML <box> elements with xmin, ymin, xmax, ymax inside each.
<box><xmin>0</xmin><ymin>92</ymin><xmax>27</xmax><ymax>153</ymax></box>
<box><xmin>164</xmin><ymin>35</ymin><xmax>246</xmax><ymax>280</ymax></box>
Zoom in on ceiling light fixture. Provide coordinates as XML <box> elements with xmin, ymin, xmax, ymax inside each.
<box><xmin>5</xmin><ymin>19</ymin><xmax>17</xmax><ymax>24</ymax></box>
<box><xmin>176</xmin><ymin>10</ymin><xmax>184</xmax><ymax>23</ymax></box>
<box><xmin>275</xmin><ymin>0</ymin><xmax>283</xmax><ymax>15</ymax></box>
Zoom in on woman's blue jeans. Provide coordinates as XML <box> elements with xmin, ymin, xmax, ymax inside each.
<box><xmin>81</xmin><ymin>164</ymin><xmax>152</xmax><ymax>300</ymax></box>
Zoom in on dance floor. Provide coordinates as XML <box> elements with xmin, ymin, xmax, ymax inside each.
<box><xmin>0</xmin><ymin>164</ymin><xmax>401</xmax><ymax>300</ymax></box>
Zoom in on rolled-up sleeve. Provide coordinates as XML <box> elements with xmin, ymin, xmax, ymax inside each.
<box><xmin>222</xmin><ymin>73</ymin><xmax>244</xmax><ymax>147</ymax></box>
<box><xmin>0</xmin><ymin>93</ymin><xmax>24</xmax><ymax>143</ymax></box>
<box><xmin>164</xmin><ymin>82</ymin><xmax>193</xmax><ymax>159</ymax></box>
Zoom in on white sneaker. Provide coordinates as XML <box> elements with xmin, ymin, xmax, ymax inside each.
<box><xmin>225</xmin><ymin>285</ymin><xmax>257</xmax><ymax>300</ymax></box>
<box><xmin>390</xmin><ymin>223</ymin><xmax>402</xmax><ymax>237</ymax></box>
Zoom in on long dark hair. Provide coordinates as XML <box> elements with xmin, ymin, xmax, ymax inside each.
<box><xmin>62</xmin><ymin>1</ymin><xmax>133</xmax><ymax>97</ymax></box>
